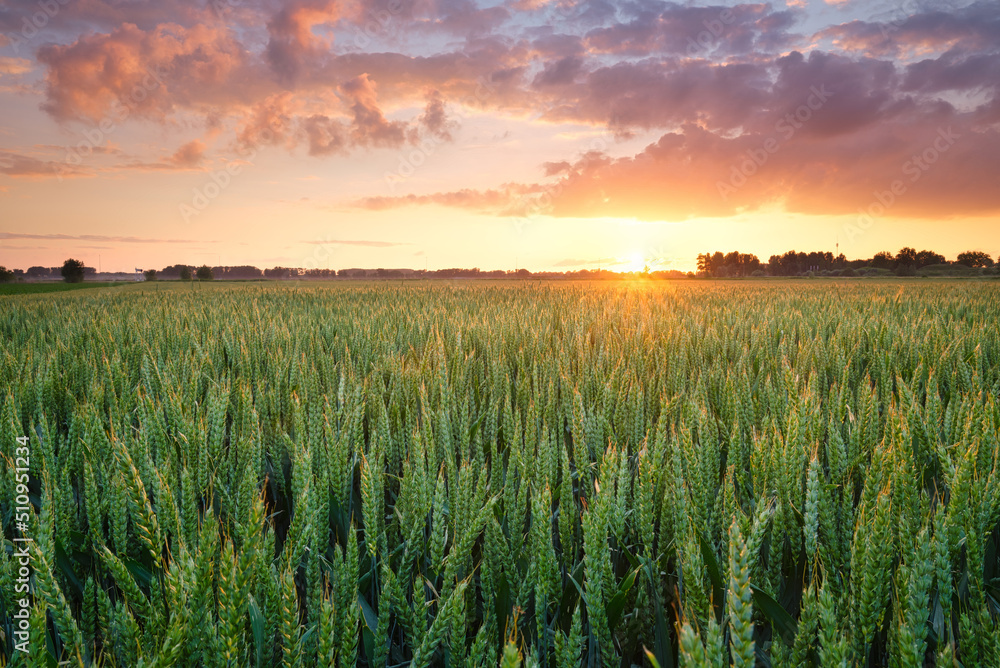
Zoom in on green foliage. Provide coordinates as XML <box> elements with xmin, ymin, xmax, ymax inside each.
<box><xmin>1</xmin><ymin>280</ymin><xmax>999</xmax><ymax>666</ymax></box>
<box><xmin>61</xmin><ymin>257</ymin><xmax>86</xmax><ymax>283</ymax></box>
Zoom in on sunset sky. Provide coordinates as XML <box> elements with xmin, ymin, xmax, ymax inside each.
<box><xmin>1</xmin><ymin>0</ymin><xmax>998</xmax><ymax>272</ymax></box>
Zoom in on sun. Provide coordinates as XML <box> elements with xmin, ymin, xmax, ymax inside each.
<box><xmin>624</xmin><ymin>252</ymin><xmax>647</xmax><ymax>273</ymax></box>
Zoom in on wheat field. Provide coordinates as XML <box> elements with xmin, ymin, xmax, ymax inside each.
<box><xmin>1</xmin><ymin>280</ymin><xmax>999</xmax><ymax>667</ymax></box>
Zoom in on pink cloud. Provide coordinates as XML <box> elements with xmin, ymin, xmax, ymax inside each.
<box><xmin>37</xmin><ymin>22</ymin><xmax>248</xmax><ymax>122</ymax></box>
<box><xmin>266</xmin><ymin>0</ymin><xmax>340</xmax><ymax>81</ymax></box>
<box><xmin>170</xmin><ymin>140</ymin><xmax>205</xmax><ymax>167</ymax></box>
<box><xmin>339</xmin><ymin>73</ymin><xmax>411</xmax><ymax>148</ymax></box>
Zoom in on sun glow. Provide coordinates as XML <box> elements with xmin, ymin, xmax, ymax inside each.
<box><xmin>624</xmin><ymin>252</ymin><xmax>648</xmax><ymax>273</ymax></box>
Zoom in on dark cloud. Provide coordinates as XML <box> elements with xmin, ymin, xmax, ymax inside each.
<box><xmin>265</xmin><ymin>0</ymin><xmax>339</xmax><ymax>81</ymax></box>
<box><xmin>817</xmin><ymin>1</ymin><xmax>1000</xmax><ymax>58</ymax></box>
<box><xmin>582</xmin><ymin>3</ymin><xmax>802</xmax><ymax>57</ymax></box>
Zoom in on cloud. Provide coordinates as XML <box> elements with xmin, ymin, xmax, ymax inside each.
<box><xmin>581</xmin><ymin>3</ymin><xmax>801</xmax><ymax>58</ymax></box>
<box><xmin>816</xmin><ymin>2</ymin><xmax>1000</xmax><ymax>58</ymax></box>
<box><xmin>532</xmin><ymin>55</ymin><xmax>584</xmax><ymax>87</ymax></box>
<box><xmin>37</xmin><ymin>22</ymin><xmax>248</xmax><ymax>122</ymax></box>
<box><xmin>419</xmin><ymin>90</ymin><xmax>458</xmax><ymax>141</ymax></box>
<box><xmin>266</xmin><ymin>0</ymin><xmax>339</xmax><ymax>81</ymax></box>
<box><xmin>169</xmin><ymin>140</ymin><xmax>206</xmax><ymax>167</ymax></box>
<box><xmin>552</xmin><ymin>257</ymin><xmax>617</xmax><ymax>267</ymax></box>
<box><xmin>237</xmin><ymin>93</ymin><xmax>296</xmax><ymax>149</ymax></box>
<box><xmin>353</xmin><ymin>185</ymin><xmax>541</xmax><ymax>212</ymax></box>
<box><xmin>340</xmin><ymin>73</ymin><xmax>411</xmax><ymax>148</ymax></box>
<box><xmin>0</xmin><ymin>151</ymin><xmax>87</xmax><ymax>178</ymax></box>
<box><xmin>304</xmin><ymin>239</ymin><xmax>411</xmax><ymax>247</ymax></box>
<box><xmin>0</xmin><ymin>57</ymin><xmax>32</xmax><ymax>76</ymax></box>
<box><xmin>358</xmin><ymin>99</ymin><xmax>1000</xmax><ymax>222</ymax></box>
<box><xmin>0</xmin><ymin>233</ymin><xmax>203</xmax><ymax>244</ymax></box>
<box><xmin>115</xmin><ymin>139</ymin><xmax>209</xmax><ymax>171</ymax></box>
<box><xmin>301</xmin><ymin>114</ymin><xmax>349</xmax><ymax>156</ymax></box>
<box><xmin>10</xmin><ymin>0</ymin><xmax>999</xmax><ymax>224</ymax></box>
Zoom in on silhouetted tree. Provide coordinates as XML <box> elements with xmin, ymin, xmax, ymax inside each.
<box><xmin>144</xmin><ymin>270</ymin><xmax>157</xmax><ymax>281</ymax></box>
<box><xmin>0</xmin><ymin>266</ymin><xmax>14</xmax><ymax>283</ymax></box>
<box><xmin>957</xmin><ymin>251</ymin><xmax>994</xmax><ymax>268</ymax></box>
<box><xmin>180</xmin><ymin>266</ymin><xmax>192</xmax><ymax>280</ymax></box>
<box><xmin>871</xmin><ymin>252</ymin><xmax>895</xmax><ymax>269</ymax></box>
<box><xmin>896</xmin><ymin>247</ymin><xmax>918</xmax><ymax>267</ymax></box>
<box><xmin>61</xmin><ymin>258</ymin><xmax>86</xmax><ymax>283</ymax></box>
<box><xmin>916</xmin><ymin>250</ymin><xmax>945</xmax><ymax>267</ymax></box>
<box><xmin>196</xmin><ymin>265</ymin><xmax>214</xmax><ymax>280</ymax></box>
<box><xmin>26</xmin><ymin>266</ymin><xmax>51</xmax><ymax>279</ymax></box>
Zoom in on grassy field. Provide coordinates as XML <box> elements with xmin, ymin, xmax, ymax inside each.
<box><xmin>0</xmin><ymin>282</ymin><xmax>133</xmax><ymax>296</ymax></box>
<box><xmin>1</xmin><ymin>281</ymin><xmax>998</xmax><ymax>667</ymax></box>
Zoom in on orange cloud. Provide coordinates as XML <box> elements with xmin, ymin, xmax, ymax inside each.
<box><xmin>38</xmin><ymin>22</ymin><xmax>248</xmax><ymax>122</ymax></box>
<box><xmin>339</xmin><ymin>73</ymin><xmax>411</xmax><ymax>147</ymax></box>
<box><xmin>170</xmin><ymin>140</ymin><xmax>206</xmax><ymax>167</ymax></box>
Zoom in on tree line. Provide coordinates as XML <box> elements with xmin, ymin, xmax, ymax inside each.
<box><xmin>2</xmin><ymin>249</ymin><xmax>998</xmax><ymax>284</ymax></box>
<box><xmin>697</xmin><ymin>248</ymin><xmax>998</xmax><ymax>277</ymax></box>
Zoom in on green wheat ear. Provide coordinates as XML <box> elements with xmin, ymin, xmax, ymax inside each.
<box><xmin>2</xmin><ymin>278</ymin><xmax>999</xmax><ymax>667</ymax></box>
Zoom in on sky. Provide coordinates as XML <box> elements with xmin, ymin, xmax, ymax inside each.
<box><xmin>0</xmin><ymin>0</ymin><xmax>998</xmax><ymax>273</ymax></box>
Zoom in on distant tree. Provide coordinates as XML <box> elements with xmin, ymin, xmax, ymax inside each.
<box><xmin>956</xmin><ymin>250</ymin><xmax>994</xmax><ymax>268</ymax></box>
<box><xmin>26</xmin><ymin>266</ymin><xmax>51</xmax><ymax>279</ymax></box>
<box><xmin>195</xmin><ymin>265</ymin><xmax>214</xmax><ymax>280</ymax></box>
<box><xmin>782</xmin><ymin>250</ymin><xmax>803</xmax><ymax>275</ymax></box>
<box><xmin>0</xmin><ymin>266</ymin><xmax>14</xmax><ymax>283</ymax></box>
<box><xmin>265</xmin><ymin>267</ymin><xmax>293</xmax><ymax>279</ymax></box>
<box><xmin>144</xmin><ymin>269</ymin><xmax>157</xmax><ymax>281</ymax></box>
<box><xmin>916</xmin><ymin>250</ymin><xmax>946</xmax><ymax>268</ymax></box>
<box><xmin>895</xmin><ymin>247</ymin><xmax>918</xmax><ymax>267</ymax></box>
<box><xmin>696</xmin><ymin>253</ymin><xmax>712</xmax><ymax>274</ymax></box>
<box><xmin>871</xmin><ymin>251</ymin><xmax>895</xmax><ymax>269</ymax></box>
<box><xmin>61</xmin><ymin>258</ymin><xmax>86</xmax><ymax>283</ymax></box>
<box><xmin>222</xmin><ymin>265</ymin><xmax>263</xmax><ymax>280</ymax></box>
<box><xmin>179</xmin><ymin>266</ymin><xmax>193</xmax><ymax>280</ymax></box>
